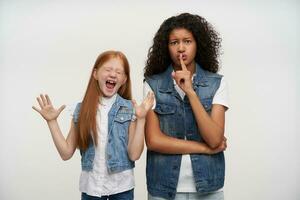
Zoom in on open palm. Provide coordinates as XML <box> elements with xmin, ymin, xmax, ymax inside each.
<box><xmin>32</xmin><ymin>94</ymin><xmax>65</xmax><ymax>121</ymax></box>
<box><xmin>132</xmin><ymin>92</ymin><xmax>154</xmax><ymax>119</ymax></box>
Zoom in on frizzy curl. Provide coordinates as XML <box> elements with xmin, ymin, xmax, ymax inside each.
<box><xmin>144</xmin><ymin>13</ymin><xmax>221</xmax><ymax>77</ymax></box>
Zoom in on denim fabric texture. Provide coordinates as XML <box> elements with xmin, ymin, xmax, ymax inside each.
<box><xmin>73</xmin><ymin>94</ymin><xmax>135</xmax><ymax>173</ymax></box>
<box><xmin>145</xmin><ymin>64</ymin><xmax>225</xmax><ymax>200</ymax></box>
<box><xmin>148</xmin><ymin>191</ymin><xmax>223</xmax><ymax>200</ymax></box>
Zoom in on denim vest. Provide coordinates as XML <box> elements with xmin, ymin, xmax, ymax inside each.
<box><xmin>145</xmin><ymin>64</ymin><xmax>225</xmax><ymax>200</ymax></box>
<box><xmin>73</xmin><ymin>94</ymin><xmax>135</xmax><ymax>173</ymax></box>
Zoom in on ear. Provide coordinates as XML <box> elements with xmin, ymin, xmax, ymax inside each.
<box><xmin>93</xmin><ymin>69</ymin><xmax>97</xmax><ymax>80</ymax></box>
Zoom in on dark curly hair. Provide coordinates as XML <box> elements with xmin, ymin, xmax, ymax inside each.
<box><xmin>144</xmin><ymin>13</ymin><xmax>221</xmax><ymax>77</ymax></box>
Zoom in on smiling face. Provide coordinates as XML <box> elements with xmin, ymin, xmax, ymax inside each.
<box><xmin>168</xmin><ymin>28</ymin><xmax>197</xmax><ymax>73</ymax></box>
<box><xmin>93</xmin><ymin>57</ymin><xmax>127</xmax><ymax>97</ymax></box>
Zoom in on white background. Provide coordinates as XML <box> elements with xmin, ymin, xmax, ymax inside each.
<box><xmin>1</xmin><ymin>0</ymin><xmax>299</xmax><ymax>199</ymax></box>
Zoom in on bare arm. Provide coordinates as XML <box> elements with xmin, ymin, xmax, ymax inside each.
<box><xmin>145</xmin><ymin>110</ymin><xmax>226</xmax><ymax>154</ymax></box>
<box><xmin>46</xmin><ymin>119</ymin><xmax>78</xmax><ymax>160</ymax></box>
<box><xmin>186</xmin><ymin>91</ymin><xmax>225</xmax><ymax>148</ymax></box>
<box><xmin>33</xmin><ymin>94</ymin><xmax>78</xmax><ymax>160</ymax></box>
<box><xmin>172</xmin><ymin>54</ymin><xmax>225</xmax><ymax>148</ymax></box>
<box><xmin>127</xmin><ymin>119</ymin><xmax>146</xmax><ymax>161</ymax></box>
<box><xmin>127</xmin><ymin>92</ymin><xmax>154</xmax><ymax>161</ymax></box>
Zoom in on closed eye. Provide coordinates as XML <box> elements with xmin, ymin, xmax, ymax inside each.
<box><xmin>104</xmin><ymin>67</ymin><xmax>112</xmax><ymax>72</ymax></box>
<box><xmin>116</xmin><ymin>71</ymin><xmax>124</xmax><ymax>75</ymax></box>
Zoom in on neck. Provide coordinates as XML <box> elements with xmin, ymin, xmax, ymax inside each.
<box><xmin>99</xmin><ymin>93</ymin><xmax>117</xmax><ymax>103</ymax></box>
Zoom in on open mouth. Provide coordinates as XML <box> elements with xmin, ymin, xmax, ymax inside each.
<box><xmin>106</xmin><ymin>80</ymin><xmax>116</xmax><ymax>89</ymax></box>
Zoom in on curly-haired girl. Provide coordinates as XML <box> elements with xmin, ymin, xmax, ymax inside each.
<box><xmin>144</xmin><ymin>13</ymin><xmax>229</xmax><ymax>200</ymax></box>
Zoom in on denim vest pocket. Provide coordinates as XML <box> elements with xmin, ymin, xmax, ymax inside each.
<box><xmin>154</xmin><ymin>103</ymin><xmax>176</xmax><ymax>115</ymax></box>
<box><xmin>114</xmin><ymin>113</ymin><xmax>132</xmax><ymax>123</ymax></box>
<box><xmin>154</xmin><ymin>103</ymin><xmax>177</xmax><ymax>136</ymax></box>
<box><xmin>113</xmin><ymin>110</ymin><xmax>132</xmax><ymax>145</ymax></box>
<box><xmin>115</xmin><ymin>106</ymin><xmax>133</xmax><ymax>123</ymax></box>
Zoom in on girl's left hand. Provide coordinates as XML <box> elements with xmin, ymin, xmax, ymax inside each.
<box><xmin>132</xmin><ymin>92</ymin><xmax>154</xmax><ymax>119</ymax></box>
<box><xmin>172</xmin><ymin>54</ymin><xmax>194</xmax><ymax>94</ymax></box>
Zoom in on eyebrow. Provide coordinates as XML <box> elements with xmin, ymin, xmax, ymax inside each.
<box><xmin>169</xmin><ymin>37</ymin><xmax>193</xmax><ymax>40</ymax></box>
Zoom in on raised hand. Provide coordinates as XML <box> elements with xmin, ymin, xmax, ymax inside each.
<box><xmin>132</xmin><ymin>92</ymin><xmax>154</xmax><ymax>120</ymax></box>
<box><xmin>32</xmin><ymin>94</ymin><xmax>65</xmax><ymax>121</ymax></box>
<box><xmin>172</xmin><ymin>53</ymin><xmax>193</xmax><ymax>94</ymax></box>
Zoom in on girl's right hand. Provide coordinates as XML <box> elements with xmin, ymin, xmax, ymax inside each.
<box><xmin>32</xmin><ymin>94</ymin><xmax>65</xmax><ymax>122</ymax></box>
<box><xmin>206</xmin><ymin>137</ymin><xmax>227</xmax><ymax>154</ymax></box>
<box><xmin>172</xmin><ymin>54</ymin><xmax>194</xmax><ymax>95</ymax></box>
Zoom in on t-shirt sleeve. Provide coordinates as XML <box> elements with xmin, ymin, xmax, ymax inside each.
<box><xmin>72</xmin><ymin>102</ymin><xmax>81</xmax><ymax>123</ymax></box>
<box><xmin>212</xmin><ymin>77</ymin><xmax>229</xmax><ymax>110</ymax></box>
<box><xmin>143</xmin><ymin>81</ymin><xmax>156</xmax><ymax>110</ymax></box>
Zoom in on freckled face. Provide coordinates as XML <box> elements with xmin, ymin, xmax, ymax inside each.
<box><xmin>168</xmin><ymin>28</ymin><xmax>197</xmax><ymax>72</ymax></box>
<box><xmin>93</xmin><ymin>58</ymin><xmax>127</xmax><ymax>97</ymax></box>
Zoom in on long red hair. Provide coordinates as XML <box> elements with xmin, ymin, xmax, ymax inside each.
<box><xmin>77</xmin><ymin>51</ymin><xmax>132</xmax><ymax>151</ymax></box>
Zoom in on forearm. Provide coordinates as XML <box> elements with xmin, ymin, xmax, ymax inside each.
<box><xmin>146</xmin><ymin>132</ymin><xmax>213</xmax><ymax>154</ymax></box>
<box><xmin>145</xmin><ymin>110</ymin><xmax>218</xmax><ymax>155</ymax></box>
<box><xmin>127</xmin><ymin>118</ymin><xmax>146</xmax><ymax>161</ymax></box>
<box><xmin>47</xmin><ymin>120</ymin><xmax>74</xmax><ymax>160</ymax></box>
<box><xmin>186</xmin><ymin>90</ymin><xmax>224</xmax><ymax>148</ymax></box>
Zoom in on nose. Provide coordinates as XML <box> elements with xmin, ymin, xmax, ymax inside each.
<box><xmin>178</xmin><ymin>42</ymin><xmax>185</xmax><ymax>53</ymax></box>
<box><xmin>109</xmin><ymin>70</ymin><xmax>117</xmax><ymax>78</ymax></box>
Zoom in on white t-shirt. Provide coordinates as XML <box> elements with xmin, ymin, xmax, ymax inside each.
<box><xmin>79</xmin><ymin>94</ymin><xmax>135</xmax><ymax>197</ymax></box>
<box><xmin>143</xmin><ymin>76</ymin><xmax>229</xmax><ymax>192</ymax></box>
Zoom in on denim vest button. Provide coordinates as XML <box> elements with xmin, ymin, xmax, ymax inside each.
<box><xmin>107</xmin><ymin>154</ymin><xmax>111</xmax><ymax>159</ymax></box>
<box><xmin>172</xmin><ymin>166</ymin><xmax>178</xmax><ymax>170</ymax></box>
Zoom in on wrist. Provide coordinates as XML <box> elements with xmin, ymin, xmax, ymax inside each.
<box><xmin>186</xmin><ymin>89</ymin><xmax>196</xmax><ymax>97</ymax></box>
<box><xmin>200</xmin><ymin>143</ymin><xmax>212</xmax><ymax>154</ymax></box>
<box><xmin>47</xmin><ymin>119</ymin><xmax>57</xmax><ymax>124</ymax></box>
<box><xmin>202</xmin><ymin>147</ymin><xmax>210</xmax><ymax>154</ymax></box>
<box><xmin>136</xmin><ymin>117</ymin><xmax>146</xmax><ymax>123</ymax></box>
